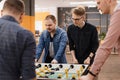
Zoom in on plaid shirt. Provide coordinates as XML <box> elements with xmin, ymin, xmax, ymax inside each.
<box><xmin>0</xmin><ymin>15</ymin><xmax>36</xmax><ymax>80</ymax></box>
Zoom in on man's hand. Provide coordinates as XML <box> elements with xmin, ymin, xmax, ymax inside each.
<box><xmin>72</xmin><ymin>58</ymin><xmax>78</xmax><ymax>64</ymax></box>
<box><xmin>84</xmin><ymin>57</ymin><xmax>90</xmax><ymax>64</ymax></box>
<box><xmin>51</xmin><ymin>59</ymin><xmax>58</xmax><ymax>64</ymax></box>
<box><xmin>35</xmin><ymin>59</ymin><xmax>38</xmax><ymax>62</ymax></box>
<box><xmin>70</xmin><ymin>50</ymin><xmax>78</xmax><ymax>64</ymax></box>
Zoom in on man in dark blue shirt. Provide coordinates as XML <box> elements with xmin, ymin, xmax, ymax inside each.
<box><xmin>0</xmin><ymin>0</ymin><xmax>36</xmax><ymax>80</ymax></box>
<box><xmin>67</xmin><ymin>6</ymin><xmax>99</xmax><ymax>65</ymax></box>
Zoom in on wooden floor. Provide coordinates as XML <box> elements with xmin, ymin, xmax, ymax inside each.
<box><xmin>97</xmin><ymin>54</ymin><xmax>120</xmax><ymax>80</ymax></box>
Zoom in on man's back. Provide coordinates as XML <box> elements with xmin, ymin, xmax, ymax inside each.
<box><xmin>0</xmin><ymin>15</ymin><xmax>36</xmax><ymax>80</ymax></box>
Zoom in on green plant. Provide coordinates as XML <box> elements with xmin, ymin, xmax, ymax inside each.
<box><xmin>99</xmin><ymin>32</ymin><xmax>106</xmax><ymax>40</ymax></box>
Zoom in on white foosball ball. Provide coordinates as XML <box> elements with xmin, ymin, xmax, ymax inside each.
<box><xmin>35</xmin><ymin>63</ymin><xmax>88</xmax><ymax>80</ymax></box>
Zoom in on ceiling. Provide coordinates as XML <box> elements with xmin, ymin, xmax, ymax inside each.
<box><xmin>35</xmin><ymin>0</ymin><xmax>96</xmax><ymax>8</ymax></box>
<box><xmin>35</xmin><ymin>0</ymin><xmax>120</xmax><ymax>8</ymax></box>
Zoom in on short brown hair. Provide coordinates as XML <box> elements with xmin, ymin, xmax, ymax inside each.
<box><xmin>45</xmin><ymin>15</ymin><xmax>56</xmax><ymax>23</ymax></box>
<box><xmin>3</xmin><ymin>0</ymin><xmax>25</xmax><ymax>14</ymax></box>
<box><xmin>71</xmin><ymin>6</ymin><xmax>85</xmax><ymax>16</ymax></box>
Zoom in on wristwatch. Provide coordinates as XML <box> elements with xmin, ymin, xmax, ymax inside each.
<box><xmin>88</xmin><ymin>70</ymin><xmax>96</xmax><ymax>77</ymax></box>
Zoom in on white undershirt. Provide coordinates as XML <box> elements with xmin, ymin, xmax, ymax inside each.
<box><xmin>49</xmin><ymin>42</ymin><xmax>54</xmax><ymax>58</ymax></box>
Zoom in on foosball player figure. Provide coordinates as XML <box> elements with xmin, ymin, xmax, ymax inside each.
<box><xmin>38</xmin><ymin>73</ymin><xmax>42</xmax><ymax>78</ymax></box>
<box><xmin>68</xmin><ymin>65</ymin><xmax>74</xmax><ymax>71</ymax></box>
<box><xmin>80</xmin><ymin>65</ymin><xmax>84</xmax><ymax>73</ymax></box>
<box><xmin>36</xmin><ymin>71</ymin><xmax>40</xmax><ymax>76</ymax></box>
<box><xmin>57</xmin><ymin>74</ymin><xmax>62</xmax><ymax>79</ymax></box>
<box><xmin>76</xmin><ymin>70</ymin><xmax>80</xmax><ymax>79</ymax></box>
<box><xmin>44</xmin><ymin>66</ymin><xmax>48</xmax><ymax>70</ymax></box>
<box><xmin>71</xmin><ymin>74</ymin><xmax>76</xmax><ymax>80</ymax></box>
<box><xmin>47</xmin><ymin>68</ymin><xmax>51</xmax><ymax>72</ymax></box>
<box><xmin>65</xmin><ymin>68</ymin><xmax>69</xmax><ymax>79</ymax></box>
<box><xmin>36</xmin><ymin>71</ymin><xmax>43</xmax><ymax>78</ymax></box>
<box><xmin>39</xmin><ymin>68</ymin><xmax>44</xmax><ymax>73</ymax></box>
<box><xmin>44</xmin><ymin>65</ymin><xmax>48</xmax><ymax>70</ymax></box>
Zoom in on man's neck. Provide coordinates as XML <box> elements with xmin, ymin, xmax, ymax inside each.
<box><xmin>2</xmin><ymin>11</ymin><xmax>20</xmax><ymax>23</ymax></box>
<box><xmin>78</xmin><ymin>21</ymin><xmax>85</xmax><ymax>28</ymax></box>
<box><xmin>110</xmin><ymin>1</ymin><xmax>117</xmax><ymax>15</ymax></box>
<box><xmin>50</xmin><ymin>29</ymin><xmax>56</xmax><ymax>38</ymax></box>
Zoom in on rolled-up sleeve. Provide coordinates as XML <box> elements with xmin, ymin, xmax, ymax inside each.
<box><xmin>90</xmin><ymin>11</ymin><xmax>120</xmax><ymax>74</ymax></box>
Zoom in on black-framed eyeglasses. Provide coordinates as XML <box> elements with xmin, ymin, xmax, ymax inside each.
<box><xmin>71</xmin><ymin>17</ymin><xmax>83</xmax><ymax>21</ymax></box>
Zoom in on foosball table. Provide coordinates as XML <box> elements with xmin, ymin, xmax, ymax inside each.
<box><xmin>35</xmin><ymin>63</ymin><xmax>88</xmax><ymax>80</ymax></box>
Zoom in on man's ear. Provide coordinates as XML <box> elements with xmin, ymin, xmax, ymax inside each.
<box><xmin>82</xmin><ymin>15</ymin><xmax>86</xmax><ymax>21</ymax></box>
<box><xmin>0</xmin><ymin>10</ymin><xmax>3</xmax><ymax>16</ymax></box>
<box><xmin>19</xmin><ymin>12</ymin><xmax>25</xmax><ymax>23</ymax></box>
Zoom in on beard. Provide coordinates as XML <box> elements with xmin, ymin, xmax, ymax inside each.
<box><xmin>47</xmin><ymin>28</ymin><xmax>55</xmax><ymax>33</ymax></box>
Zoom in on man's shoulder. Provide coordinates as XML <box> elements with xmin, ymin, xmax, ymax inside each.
<box><xmin>19</xmin><ymin>29</ymin><xmax>33</xmax><ymax>36</ymax></box>
<box><xmin>85</xmin><ymin>22</ymin><xmax>96</xmax><ymax>30</ymax></box>
<box><xmin>56</xmin><ymin>27</ymin><xmax>66</xmax><ymax>32</ymax></box>
<box><xmin>0</xmin><ymin>18</ymin><xmax>30</xmax><ymax>35</ymax></box>
<box><xmin>42</xmin><ymin>30</ymin><xmax>48</xmax><ymax>35</ymax></box>
<box><xmin>40</xmin><ymin>30</ymin><xmax>49</xmax><ymax>39</ymax></box>
<box><xmin>86</xmin><ymin>22</ymin><xmax>96</xmax><ymax>27</ymax></box>
<box><xmin>68</xmin><ymin>24</ymin><xmax>75</xmax><ymax>30</ymax></box>
<box><xmin>68</xmin><ymin>24</ymin><xmax>75</xmax><ymax>27</ymax></box>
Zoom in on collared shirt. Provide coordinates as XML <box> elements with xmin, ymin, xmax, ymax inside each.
<box><xmin>67</xmin><ymin>22</ymin><xmax>99</xmax><ymax>64</ymax></box>
<box><xmin>91</xmin><ymin>4</ymin><xmax>120</xmax><ymax>74</ymax></box>
<box><xmin>0</xmin><ymin>15</ymin><xmax>36</xmax><ymax>80</ymax></box>
<box><xmin>36</xmin><ymin>27</ymin><xmax>67</xmax><ymax>63</ymax></box>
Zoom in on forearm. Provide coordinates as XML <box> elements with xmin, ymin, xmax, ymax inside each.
<box><xmin>54</xmin><ymin>46</ymin><xmax>66</xmax><ymax>61</ymax></box>
<box><xmin>36</xmin><ymin>49</ymin><xmax>42</xmax><ymax>60</ymax></box>
<box><xmin>36</xmin><ymin>44</ymin><xmax>44</xmax><ymax>60</ymax></box>
<box><xmin>36</xmin><ymin>32</ymin><xmax>45</xmax><ymax>59</ymax></box>
<box><xmin>90</xmin><ymin>23</ymin><xmax>120</xmax><ymax>74</ymax></box>
<box><xmin>70</xmin><ymin>50</ymin><xmax>76</xmax><ymax>59</ymax></box>
<box><xmin>90</xmin><ymin>47</ymin><xmax>111</xmax><ymax>74</ymax></box>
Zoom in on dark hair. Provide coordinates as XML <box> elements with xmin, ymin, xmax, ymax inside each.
<box><xmin>3</xmin><ymin>0</ymin><xmax>25</xmax><ymax>14</ymax></box>
<box><xmin>71</xmin><ymin>6</ymin><xmax>85</xmax><ymax>16</ymax></box>
<box><xmin>45</xmin><ymin>15</ymin><xmax>56</xmax><ymax>23</ymax></box>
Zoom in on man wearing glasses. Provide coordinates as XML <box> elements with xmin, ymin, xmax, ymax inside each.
<box><xmin>67</xmin><ymin>6</ymin><xmax>99</xmax><ymax>67</ymax></box>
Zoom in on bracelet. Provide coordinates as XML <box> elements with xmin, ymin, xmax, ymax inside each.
<box><xmin>88</xmin><ymin>70</ymin><xmax>96</xmax><ymax>77</ymax></box>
